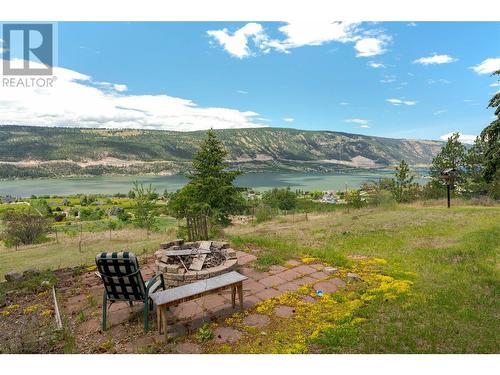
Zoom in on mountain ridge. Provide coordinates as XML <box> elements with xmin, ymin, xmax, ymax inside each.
<box><xmin>0</xmin><ymin>125</ymin><xmax>443</xmax><ymax>179</ymax></box>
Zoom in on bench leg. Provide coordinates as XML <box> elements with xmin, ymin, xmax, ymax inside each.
<box><xmin>161</xmin><ymin>306</ymin><xmax>168</xmax><ymax>343</ymax></box>
<box><xmin>231</xmin><ymin>286</ymin><xmax>236</xmax><ymax>309</ymax></box>
<box><xmin>156</xmin><ymin>306</ymin><xmax>162</xmax><ymax>334</ymax></box>
<box><xmin>237</xmin><ymin>282</ymin><xmax>244</xmax><ymax>312</ymax></box>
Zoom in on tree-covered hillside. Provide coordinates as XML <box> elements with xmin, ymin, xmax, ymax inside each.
<box><xmin>0</xmin><ymin>126</ymin><xmax>443</xmax><ymax>178</ymax></box>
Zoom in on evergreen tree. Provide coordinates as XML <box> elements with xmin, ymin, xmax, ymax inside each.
<box><xmin>430</xmin><ymin>132</ymin><xmax>467</xmax><ymax>187</ymax></box>
<box><xmin>480</xmin><ymin>70</ymin><xmax>500</xmax><ymax>183</ymax></box>
<box><xmin>392</xmin><ymin>160</ymin><xmax>416</xmax><ymax>202</ymax></box>
<box><xmin>168</xmin><ymin>129</ymin><xmax>244</xmax><ymax>226</ymax></box>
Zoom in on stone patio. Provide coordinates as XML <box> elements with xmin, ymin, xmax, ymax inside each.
<box><xmin>60</xmin><ymin>250</ymin><xmax>332</xmax><ymax>351</ymax></box>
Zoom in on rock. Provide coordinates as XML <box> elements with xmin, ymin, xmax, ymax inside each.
<box><xmin>175</xmin><ymin>342</ymin><xmax>202</xmax><ymax>354</ymax></box>
<box><xmin>5</xmin><ymin>272</ymin><xmax>23</xmax><ymax>282</ymax></box>
<box><xmin>213</xmin><ymin>327</ymin><xmax>242</xmax><ymax>343</ymax></box>
<box><xmin>347</xmin><ymin>272</ymin><xmax>361</xmax><ymax>282</ymax></box>
<box><xmin>273</xmin><ymin>305</ymin><xmax>295</xmax><ymax>318</ymax></box>
<box><xmin>243</xmin><ymin>313</ymin><xmax>271</xmax><ymax>328</ymax></box>
<box><xmin>314</xmin><ymin>280</ymin><xmax>340</xmax><ymax>294</ymax></box>
<box><xmin>166</xmin><ymin>264</ymin><xmax>181</xmax><ymax>274</ymax></box>
<box><xmin>160</xmin><ymin>239</ymin><xmax>184</xmax><ymax>249</ymax></box>
<box><xmin>226</xmin><ymin>249</ymin><xmax>237</xmax><ymax>259</ymax></box>
<box><xmin>212</xmin><ymin>241</ymin><xmax>230</xmax><ymax>249</ymax></box>
<box><xmin>22</xmin><ymin>268</ymin><xmax>40</xmax><ymax>278</ymax></box>
<box><xmin>324</xmin><ymin>267</ymin><xmax>338</xmax><ymax>274</ymax></box>
<box><xmin>41</xmin><ymin>280</ymin><xmax>51</xmax><ymax>287</ymax></box>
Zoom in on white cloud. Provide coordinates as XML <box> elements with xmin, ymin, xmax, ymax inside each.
<box><xmin>380</xmin><ymin>75</ymin><xmax>396</xmax><ymax>83</ymax></box>
<box><xmin>367</xmin><ymin>61</ymin><xmax>385</xmax><ymax>68</ymax></box>
<box><xmin>407</xmin><ymin>22</ymin><xmax>417</xmax><ymax>27</ymax></box>
<box><xmin>439</xmin><ymin>132</ymin><xmax>477</xmax><ymax>145</ymax></box>
<box><xmin>470</xmin><ymin>58</ymin><xmax>500</xmax><ymax>75</ymax></box>
<box><xmin>427</xmin><ymin>78</ymin><xmax>451</xmax><ymax>84</ymax></box>
<box><xmin>0</xmin><ymin>60</ymin><xmax>267</xmax><ymax>132</ymax></box>
<box><xmin>344</xmin><ymin>118</ymin><xmax>369</xmax><ymax>125</ymax></box>
<box><xmin>207</xmin><ymin>23</ymin><xmax>265</xmax><ymax>59</ymax></box>
<box><xmin>490</xmin><ymin>82</ymin><xmax>500</xmax><ymax>87</ymax></box>
<box><xmin>354</xmin><ymin>37</ymin><xmax>388</xmax><ymax>57</ymax></box>
<box><xmin>433</xmin><ymin>109</ymin><xmax>447</xmax><ymax>115</ymax></box>
<box><xmin>359</xmin><ymin>124</ymin><xmax>370</xmax><ymax>128</ymax></box>
<box><xmin>236</xmin><ymin>90</ymin><xmax>248</xmax><ymax>94</ymax></box>
<box><xmin>283</xmin><ymin>117</ymin><xmax>294</xmax><ymax>122</ymax></box>
<box><xmin>413</xmin><ymin>54</ymin><xmax>457</xmax><ymax>65</ymax></box>
<box><xmin>339</xmin><ymin>102</ymin><xmax>350</xmax><ymax>106</ymax></box>
<box><xmin>386</xmin><ymin>98</ymin><xmax>417</xmax><ymax>106</ymax></box>
<box><xmin>113</xmin><ymin>84</ymin><xmax>128</xmax><ymax>92</ymax></box>
<box><xmin>207</xmin><ymin>22</ymin><xmax>391</xmax><ymax>59</ymax></box>
<box><xmin>272</xmin><ymin>22</ymin><xmax>358</xmax><ymax>50</ymax></box>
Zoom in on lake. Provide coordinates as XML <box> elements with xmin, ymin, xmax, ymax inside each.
<box><xmin>0</xmin><ymin>171</ymin><xmax>428</xmax><ymax>197</ymax></box>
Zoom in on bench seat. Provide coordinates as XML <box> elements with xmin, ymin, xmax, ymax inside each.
<box><xmin>150</xmin><ymin>270</ymin><xmax>248</xmax><ymax>340</ymax></box>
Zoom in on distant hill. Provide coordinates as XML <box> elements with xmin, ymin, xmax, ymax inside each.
<box><xmin>0</xmin><ymin>125</ymin><xmax>442</xmax><ymax>179</ymax></box>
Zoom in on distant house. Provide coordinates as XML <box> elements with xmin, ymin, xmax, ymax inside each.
<box><xmin>315</xmin><ymin>191</ymin><xmax>339</xmax><ymax>204</ymax></box>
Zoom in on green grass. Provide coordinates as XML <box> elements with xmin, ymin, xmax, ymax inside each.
<box><xmin>0</xmin><ymin>220</ymin><xmax>177</xmax><ymax>279</ymax></box>
<box><xmin>226</xmin><ymin>204</ymin><xmax>500</xmax><ymax>353</ymax></box>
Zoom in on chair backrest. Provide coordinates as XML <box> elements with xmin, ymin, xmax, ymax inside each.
<box><xmin>95</xmin><ymin>252</ymin><xmax>147</xmax><ymax>302</ymax></box>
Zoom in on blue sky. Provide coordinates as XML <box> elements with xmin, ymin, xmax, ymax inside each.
<box><xmin>1</xmin><ymin>21</ymin><xmax>499</xmax><ymax>142</ymax></box>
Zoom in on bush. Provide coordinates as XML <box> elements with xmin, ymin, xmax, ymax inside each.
<box><xmin>1</xmin><ymin>210</ymin><xmax>52</xmax><ymax>246</ymax></box>
<box><xmin>255</xmin><ymin>206</ymin><xmax>275</xmax><ymax>223</ymax></box>
<box><xmin>262</xmin><ymin>187</ymin><xmax>297</xmax><ymax>211</ymax></box>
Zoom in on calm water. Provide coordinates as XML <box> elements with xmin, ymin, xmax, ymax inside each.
<box><xmin>0</xmin><ymin>171</ymin><xmax>427</xmax><ymax>197</ymax></box>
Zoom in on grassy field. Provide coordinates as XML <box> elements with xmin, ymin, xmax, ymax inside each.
<box><xmin>0</xmin><ymin>219</ymin><xmax>177</xmax><ymax>279</ymax></box>
<box><xmin>226</xmin><ymin>202</ymin><xmax>500</xmax><ymax>353</ymax></box>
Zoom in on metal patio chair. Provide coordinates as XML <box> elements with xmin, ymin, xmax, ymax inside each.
<box><xmin>95</xmin><ymin>251</ymin><xmax>165</xmax><ymax>332</ymax></box>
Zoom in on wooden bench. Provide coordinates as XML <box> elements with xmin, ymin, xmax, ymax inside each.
<box><xmin>149</xmin><ymin>271</ymin><xmax>248</xmax><ymax>341</ymax></box>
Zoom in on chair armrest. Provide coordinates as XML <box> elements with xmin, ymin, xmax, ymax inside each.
<box><xmin>146</xmin><ymin>273</ymin><xmax>165</xmax><ymax>295</ymax></box>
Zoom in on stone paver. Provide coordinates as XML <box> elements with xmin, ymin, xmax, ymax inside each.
<box><xmin>239</xmin><ymin>266</ymin><xmax>269</xmax><ymax>281</ymax></box>
<box><xmin>175</xmin><ymin>342</ymin><xmax>202</xmax><ymax>354</ymax></box>
<box><xmin>296</xmin><ymin>276</ymin><xmax>316</xmax><ymax>286</ymax></box>
<box><xmin>243</xmin><ymin>313</ymin><xmax>270</xmax><ymax>328</ymax></box>
<box><xmin>171</xmin><ymin>301</ymin><xmax>204</xmax><ymax>320</ymax></box>
<box><xmin>330</xmin><ymin>278</ymin><xmax>347</xmax><ymax>288</ymax></box>
<box><xmin>197</xmin><ymin>294</ymin><xmax>227</xmax><ymax>311</ymax></box>
<box><xmin>259</xmin><ymin>274</ymin><xmax>286</xmax><ymax>288</ymax></box>
<box><xmin>294</xmin><ymin>264</ymin><xmax>317</xmax><ymax>275</ymax></box>
<box><xmin>276</xmin><ymin>281</ymin><xmax>301</xmax><ymax>293</ymax></box>
<box><xmin>243</xmin><ymin>279</ymin><xmax>267</xmax><ymax>293</ymax></box>
<box><xmin>242</xmin><ymin>294</ymin><xmax>261</xmax><ymax>309</ymax></box>
<box><xmin>309</xmin><ymin>263</ymin><xmax>325</xmax><ymax>271</ymax></box>
<box><xmin>324</xmin><ymin>266</ymin><xmax>338</xmax><ymax>274</ymax></box>
<box><xmin>255</xmin><ymin>288</ymin><xmax>281</xmax><ymax>300</ymax></box>
<box><xmin>313</xmin><ymin>280</ymin><xmax>341</xmax><ymax>294</ymax></box>
<box><xmin>213</xmin><ymin>327</ymin><xmax>242</xmax><ymax>343</ymax></box>
<box><xmin>310</xmin><ymin>271</ymin><xmax>329</xmax><ymax>280</ymax></box>
<box><xmin>278</xmin><ymin>269</ymin><xmax>301</xmax><ymax>281</ymax></box>
<box><xmin>285</xmin><ymin>259</ymin><xmax>301</xmax><ymax>267</ymax></box>
<box><xmin>274</xmin><ymin>305</ymin><xmax>295</xmax><ymax>318</ymax></box>
<box><xmin>300</xmin><ymin>295</ymin><xmax>318</xmax><ymax>304</ymax></box>
<box><xmin>269</xmin><ymin>265</ymin><xmax>287</xmax><ymax>274</ymax></box>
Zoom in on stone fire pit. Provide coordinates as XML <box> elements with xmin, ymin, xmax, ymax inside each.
<box><xmin>154</xmin><ymin>239</ymin><xmax>238</xmax><ymax>287</ymax></box>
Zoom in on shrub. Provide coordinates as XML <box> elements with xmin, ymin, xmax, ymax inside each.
<box><xmin>1</xmin><ymin>210</ymin><xmax>51</xmax><ymax>246</ymax></box>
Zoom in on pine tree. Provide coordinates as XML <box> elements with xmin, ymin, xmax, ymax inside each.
<box><xmin>392</xmin><ymin>160</ymin><xmax>415</xmax><ymax>202</ymax></box>
<box><xmin>480</xmin><ymin>70</ymin><xmax>500</xmax><ymax>183</ymax></box>
<box><xmin>169</xmin><ymin>129</ymin><xmax>244</xmax><ymax>226</ymax></box>
<box><xmin>430</xmin><ymin>132</ymin><xmax>467</xmax><ymax>186</ymax></box>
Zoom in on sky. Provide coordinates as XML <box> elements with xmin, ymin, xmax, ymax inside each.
<box><xmin>0</xmin><ymin>21</ymin><xmax>499</xmax><ymax>143</ymax></box>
